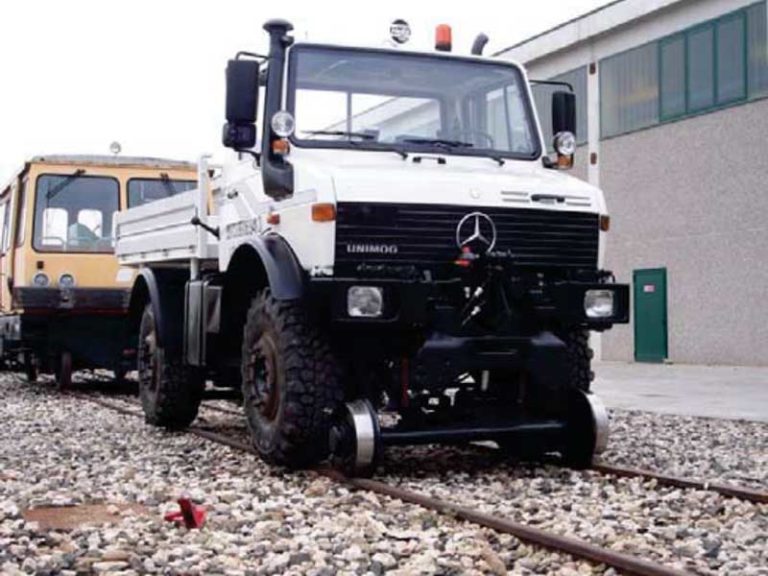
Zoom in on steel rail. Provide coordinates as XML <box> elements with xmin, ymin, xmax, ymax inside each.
<box><xmin>75</xmin><ymin>393</ymin><xmax>697</xmax><ymax>576</ymax></box>
<box><xmin>592</xmin><ymin>462</ymin><xmax>768</xmax><ymax>505</ymax></box>
<box><xmin>81</xmin><ymin>393</ymin><xmax>768</xmax><ymax>506</ymax></box>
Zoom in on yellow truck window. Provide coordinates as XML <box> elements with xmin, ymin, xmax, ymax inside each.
<box><xmin>33</xmin><ymin>174</ymin><xmax>119</xmax><ymax>253</ymax></box>
<box><xmin>127</xmin><ymin>178</ymin><xmax>197</xmax><ymax>208</ymax></box>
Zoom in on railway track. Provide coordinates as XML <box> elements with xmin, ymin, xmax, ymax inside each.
<box><xmin>198</xmin><ymin>397</ymin><xmax>768</xmax><ymax>506</ymax></box>
<box><xmin>73</xmin><ymin>391</ymin><xmax>768</xmax><ymax>576</ymax></box>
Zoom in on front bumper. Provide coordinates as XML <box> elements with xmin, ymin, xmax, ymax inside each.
<box><xmin>311</xmin><ymin>277</ymin><xmax>630</xmax><ymax>330</ymax></box>
<box><xmin>13</xmin><ymin>287</ymin><xmax>130</xmax><ymax>314</ymax></box>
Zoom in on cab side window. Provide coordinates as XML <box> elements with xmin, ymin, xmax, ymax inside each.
<box><xmin>0</xmin><ymin>199</ymin><xmax>8</xmax><ymax>255</ymax></box>
<box><xmin>15</xmin><ymin>178</ymin><xmax>27</xmax><ymax>247</ymax></box>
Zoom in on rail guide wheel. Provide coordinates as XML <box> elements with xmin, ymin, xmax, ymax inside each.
<box><xmin>563</xmin><ymin>389</ymin><xmax>610</xmax><ymax>468</ymax></box>
<box><xmin>329</xmin><ymin>399</ymin><xmax>383</xmax><ymax>477</ymax></box>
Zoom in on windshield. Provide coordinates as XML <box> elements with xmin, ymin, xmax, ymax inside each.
<box><xmin>288</xmin><ymin>46</ymin><xmax>541</xmax><ymax>159</ymax></box>
<box><xmin>128</xmin><ymin>178</ymin><xmax>197</xmax><ymax>208</ymax></box>
<box><xmin>33</xmin><ymin>174</ymin><xmax>119</xmax><ymax>253</ymax></box>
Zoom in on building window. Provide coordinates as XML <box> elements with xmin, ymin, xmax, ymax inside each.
<box><xmin>602</xmin><ymin>2</ymin><xmax>766</xmax><ymax>138</ymax></box>
<box><xmin>748</xmin><ymin>2</ymin><xmax>768</xmax><ymax>97</ymax></box>
<box><xmin>600</xmin><ymin>43</ymin><xmax>659</xmax><ymax>138</ymax></box>
<box><xmin>533</xmin><ymin>66</ymin><xmax>588</xmax><ymax>149</ymax></box>
<box><xmin>717</xmin><ymin>13</ymin><xmax>748</xmax><ymax>104</ymax></box>
<box><xmin>660</xmin><ymin>36</ymin><xmax>686</xmax><ymax>119</ymax></box>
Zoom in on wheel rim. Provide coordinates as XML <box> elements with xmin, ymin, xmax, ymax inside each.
<box><xmin>252</xmin><ymin>333</ymin><xmax>280</xmax><ymax>421</ymax></box>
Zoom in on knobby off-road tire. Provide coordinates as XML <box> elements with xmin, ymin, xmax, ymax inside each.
<box><xmin>241</xmin><ymin>291</ymin><xmax>344</xmax><ymax>468</ymax></box>
<box><xmin>562</xmin><ymin>329</ymin><xmax>594</xmax><ymax>393</ymax></box>
<box><xmin>138</xmin><ymin>304</ymin><xmax>203</xmax><ymax>429</ymax></box>
<box><xmin>561</xmin><ymin>329</ymin><xmax>599</xmax><ymax>468</ymax></box>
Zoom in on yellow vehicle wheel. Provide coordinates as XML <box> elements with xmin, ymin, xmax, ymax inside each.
<box><xmin>55</xmin><ymin>351</ymin><xmax>73</xmax><ymax>390</ymax></box>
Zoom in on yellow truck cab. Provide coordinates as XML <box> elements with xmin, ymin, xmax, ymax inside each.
<box><xmin>0</xmin><ymin>155</ymin><xmax>198</xmax><ymax>386</ymax></box>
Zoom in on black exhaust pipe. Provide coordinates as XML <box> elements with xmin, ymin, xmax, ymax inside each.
<box><xmin>471</xmin><ymin>33</ymin><xmax>489</xmax><ymax>56</ymax></box>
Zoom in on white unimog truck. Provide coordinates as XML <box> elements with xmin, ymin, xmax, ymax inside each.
<box><xmin>115</xmin><ymin>20</ymin><xmax>629</xmax><ymax>475</ymax></box>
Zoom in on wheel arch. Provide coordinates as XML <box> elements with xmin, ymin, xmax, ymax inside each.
<box><xmin>219</xmin><ymin>236</ymin><xmax>305</xmax><ymax>365</ymax></box>
<box><xmin>127</xmin><ymin>268</ymin><xmax>189</xmax><ymax>353</ymax></box>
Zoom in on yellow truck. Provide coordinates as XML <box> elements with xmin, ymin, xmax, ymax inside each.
<box><xmin>0</xmin><ymin>154</ymin><xmax>198</xmax><ymax>387</ymax></box>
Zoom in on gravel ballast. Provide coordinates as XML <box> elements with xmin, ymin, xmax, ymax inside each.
<box><xmin>0</xmin><ymin>374</ymin><xmax>609</xmax><ymax>576</ymax></box>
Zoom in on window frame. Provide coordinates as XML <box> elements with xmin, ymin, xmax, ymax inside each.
<box><xmin>31</xmin><ymin>173</ymin><xmax>120</xmax><ymax>255</ymax></box>
<box><xmin>286</xmin><ymin>43</ymin><xmax>543</xmax><ymax>161</ymax></box>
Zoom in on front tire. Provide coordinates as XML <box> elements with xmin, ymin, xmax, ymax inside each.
<box><xmin>137</xmin><ymin>304</ymin><xmax>203</xmax><ymax>429</ymax></box>
<box><xmin>562</xmin><ymin>329</ymin><xmax>594</xmax><ymax>392</ymax></box>
<box><xmin>241</xmin><ymin>291</ymin><xmax>343</xmax><ymax>468</ymax></box>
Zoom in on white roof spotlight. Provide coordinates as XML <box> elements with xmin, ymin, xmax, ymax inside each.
<box><xmin>389</xmin><ymin>19</ymin><xmax>411</xmax><ymax>45</ymax></box>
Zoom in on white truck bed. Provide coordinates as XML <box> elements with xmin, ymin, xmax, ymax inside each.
<box><xmin>115</xmin><ymin>159</ymin><xmax>218</xmax><ymax>266</ymax></box>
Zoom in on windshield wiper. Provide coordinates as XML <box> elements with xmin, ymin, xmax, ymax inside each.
<box><xmin>401</xmin><ymin>138</ymin><xmax>475</xmax><ymax>149</ymax></box>
<box><xmin>304</xmin><ymin>130</ymin><xmax>376</xmax><ymax>140</ymax></box>
<box><xmin>46</xmin><ymin>169</ymin><xmax>86</xmax><ymax>201</ymax></box>
<box><xmin>402</xmin><ymin>138</ymin><xmax>507</xmax><ymax>166</ymax></box>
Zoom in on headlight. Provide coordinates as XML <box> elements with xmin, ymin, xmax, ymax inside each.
<box><xmin>32</xmin><ymin>272</ymin><xmax>50</xmax><ymax>287</ymax></box>
<box><xmin>58</xmin><ymin>273</ymin><xmax>76</xmax><ymax>288</ymax></box>
<box><xmin>553</xmin><ymin>131</ymin><xmax>577</xmax><ymax>156</ymax></box>
<box><xmin>584</xmin><ymin>289</ymin><xmax>615</xmax><ymax>319</ymax></box>
<box><xmin>271</xmin><ymin>110</ymin><xmax>296</xmax><ymax>138</ymax></box>
<box><xmin>347</xmin><ymin>286</ymin><xmax>384</xmax><ymax>318</ymax></box>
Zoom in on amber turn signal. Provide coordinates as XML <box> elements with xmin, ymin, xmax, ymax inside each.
<box><xmin>266</xmin><ymin>212</ymin><xmax>281</xmax><ymax>225</ymax></box>
<box><xmin>600</xmin><ymin>215</ymin><xmax>611</xmax><ymax>232</ymax></box>
<box><xmin>557</xmin><ymin>154</ymin><xmax>574</xmax><ymax>169</ymax></box>
<box><xmin>271</xmin><ymin>138</ymin><xmax>290</xmax><ymax>156</ymax></box>
<box><xmin>311</xmin><ymin>203</ymin><xmax>336</xmax><ymax>222</ymax></box>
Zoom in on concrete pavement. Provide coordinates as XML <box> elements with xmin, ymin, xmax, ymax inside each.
<box><xmin>592</xmin><ymin>362</ymin><xmax>768</xmax><ymax>422</ymax></box>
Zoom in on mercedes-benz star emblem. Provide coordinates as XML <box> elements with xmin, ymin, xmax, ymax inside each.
<box><xmin>456</xmin><ymin>212</ymin><xmax>497</xmax><ymax>253</ymax></box>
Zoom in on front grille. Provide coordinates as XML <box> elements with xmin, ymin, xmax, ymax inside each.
<box><xmin>335</xmin><ymin>202</ymin><xmax>599</xmax><ymax>273</ymax></box>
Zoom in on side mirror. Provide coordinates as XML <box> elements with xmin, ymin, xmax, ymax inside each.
<box><xmin>549</xmin><ymin>91</ymin><xmax>577</xmax><ymax>169</ymax></box>
<box><xmin>222</xmin><ymin>59</ymin><xmax>260</xmax><ymax>149</ymax></box>
<box><xmin>552</xmin><ymin>91</ymin><xmax>576</xmax><ymax>136</ymax></box>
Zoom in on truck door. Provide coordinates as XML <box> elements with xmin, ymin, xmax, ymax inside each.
<box><xmin>633</xmin><ymin>268</ymin><xmax>668</xmax><ymax>363</ymax></box>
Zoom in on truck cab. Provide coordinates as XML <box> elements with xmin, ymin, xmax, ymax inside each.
<box><xmin>0</xmin><ymin>155</ymin><xmax>198</xmax><ymax>386</ymax></box>
<box><xmin>117</xmin><ymin>21</ymin><xmax>629</xmax><ymax>475</ymax></box>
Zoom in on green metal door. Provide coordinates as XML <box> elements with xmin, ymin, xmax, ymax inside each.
<box><xmin>634</xmin><ymin>268</ymin><xmax>668</xmax><ymax>363</ymax></box>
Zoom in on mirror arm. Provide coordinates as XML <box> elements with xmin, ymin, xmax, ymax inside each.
<box><xmin>237</xmin><ymin>149</ymin><xmax>261</xmax><ymax>166</ymax></box>
<box><xmin>236</xmin><ymin>51</ymin><xmax>269</xmax><ymax>62</ymax></box>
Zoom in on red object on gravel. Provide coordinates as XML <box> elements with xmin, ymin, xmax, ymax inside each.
<box><xmin>163</xmin><ymin>497</ymin><xmax>206</xmax><ymax>529</ymax></box>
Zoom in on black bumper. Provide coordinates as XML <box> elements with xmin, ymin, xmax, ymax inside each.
<box><xmin>13</xmin><ymin>287</ymin><xmax>130</xmax><ymax>313</ymax></box>
<box><xmin>311</xmin><ymin>277</ymin><xmax>629</xmax><ymax>330</ymax></box>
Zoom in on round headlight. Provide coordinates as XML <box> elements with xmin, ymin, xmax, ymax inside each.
<box><xmin>32</xmin><ymin>272</ymin><xmax>50</xmax><ymax>287</ymax></box>
<box><xmin>553</xmin><ymin>131</ymin><xmax>577</xmax><ymax>156</ymax></box>
<box><xmin>271</xmin><ymin>110</ymin><xmax>296</xmax><ymax>138</ymax></box>
<box><xmin>59</xmin><ymin>273</ymin><xmax>76</xmax><ymax>289</ymax></box>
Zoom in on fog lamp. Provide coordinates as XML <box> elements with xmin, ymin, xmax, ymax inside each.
<box><xmin>347</xmin><ymin>286</ymin><xmax>383</xmax><ymax>318</ymax></box>
<box><xmin>32</xmin><ymin>272</ymin><xmax>50</xmax><ymax>288</ymax></box>
<box><xmin>59</xmin><ymin>273</ymin><xmax>76</xmax><ymax>288</ymax></box>
<box><xmin>584</xmin><ymin>289</ymin><xmax>614</xmax><ymax>319</ymax></box>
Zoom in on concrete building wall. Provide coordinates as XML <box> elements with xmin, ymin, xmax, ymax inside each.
<box><xmin>501</xmin><ymin>0</ymin><xmax>768</xmax><ymax>366</ymax></box>
<box><xmin>601</xmin><ymin>98</ymin><xmax>768</xmax><ymax>365</ymax></box>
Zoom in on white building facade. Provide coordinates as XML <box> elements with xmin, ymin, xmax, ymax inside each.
<box><xmin>499</xmin><ymin>0</ymin><xmax>768</xmax><ymax>365</ymax></box>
